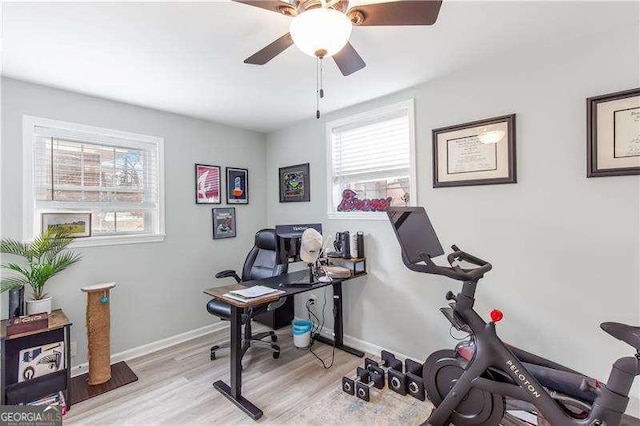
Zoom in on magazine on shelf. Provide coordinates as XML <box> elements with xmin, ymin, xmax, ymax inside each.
<box><xmin>22</xmin><ymin>391</ymin><xmax>67</xmax><ymax>415</ymax></box>
<box><xmin>18</xmin><ymin>342</ymin><xmax>65</xmax><ymax>383</ymax></box>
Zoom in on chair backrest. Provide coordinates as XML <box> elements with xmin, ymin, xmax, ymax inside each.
<box><xmin>241</xmin><ymin>229</ymin><xmax>288</xmax><ymax>281</ymax></box>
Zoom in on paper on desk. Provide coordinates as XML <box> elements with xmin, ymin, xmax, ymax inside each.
<box><xmin>228</xmin><ymin>285</ymin><xmax>282</xmax><ymax>299</ymax></box>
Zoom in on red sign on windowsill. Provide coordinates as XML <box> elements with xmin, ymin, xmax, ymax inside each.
<box><xmin>336</xmin><ymin>189</ymin><xmax>392</xmax><ymax>212</ymax></box>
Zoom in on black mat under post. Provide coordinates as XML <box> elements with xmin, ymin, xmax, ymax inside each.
<box><xmin>70</xmin><ymin>361</ymin><xmax>138</xmax><ymax>405</ymax></box>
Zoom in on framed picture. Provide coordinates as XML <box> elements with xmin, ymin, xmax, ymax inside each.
<box><xmin>587</xmin><ymin>88</ymin><xmax>640</xmax><ymax>177</ymax></box>
<box><xmin>432</xmin><ymin>114</ymin><xmax>516</xmax><ymax>188</ymax></box>
<box><xmin>212</xmin><ymin>207</ymin><xmax>236</xmax><ymax>239</ymax></box>
<box><xmin>279</xmin><ymin>163</ymin><xmax>310</xmax><ymax>202</ymax></box>
<box><xmin>41</xmin><ymin>212</ymin><xmax>91</xmax><ymax>238</ymax></box>
<box><xmin>226</xmin><ymin>167</ymin><xmax>249</xmax><ymax>204</ymax></box>
<box><xmin>195</xmin><ymin>164</ymin><xmax>221</xmax><ymax>204</ymax></box>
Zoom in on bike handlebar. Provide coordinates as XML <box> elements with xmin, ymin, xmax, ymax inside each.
<box><xmin>404</xmin><ymin>245</ymin><xmax>492</xmax><ymax>282</ymax></box>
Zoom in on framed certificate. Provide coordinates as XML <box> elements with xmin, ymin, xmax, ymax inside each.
<box><xmin>587</xmin><ymin>88</ymin><xmax>640</xmax><ymax>177</ymax></box>
<box><xmin>432</xmin><ymin>114</ymin><xmax>516</xmax><ymax>188</ymax></box>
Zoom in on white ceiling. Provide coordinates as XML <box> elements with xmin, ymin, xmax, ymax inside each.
<box><xmin>2</xmin><ymin>1</ymin><xmax>638</xmax><ymax>133</ymax></box>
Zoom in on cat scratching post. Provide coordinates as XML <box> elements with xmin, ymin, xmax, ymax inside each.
<box><xmin>81</xmin><ymin>282</ymin><xmax>116</xmax><ymax>385</ymax></box>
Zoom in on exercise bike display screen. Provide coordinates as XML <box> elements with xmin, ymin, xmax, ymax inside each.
<box><xmin>387</xmin><ymin>207</ymin><xmax>444</xmax><ymax>264</ymax></box>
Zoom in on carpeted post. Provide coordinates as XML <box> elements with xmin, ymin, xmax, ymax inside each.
<box><xmin>81</xmin><ymin>282</ymin><xmax>117</xmax><ymax>386</ymax></box>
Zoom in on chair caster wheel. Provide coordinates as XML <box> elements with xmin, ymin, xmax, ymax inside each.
<box><xmin>273</xmin><ymin>351</ymin><xmax>280</xmax><ymax>359</ymax></box>
<box><xmin>271</xmin><ymin>334</ymin><xmax>278</xmax><ymax>342</ymax></box>
<box><xmin>210</xmin><ymin>346</ymin><xmax>219</xmax><ymax>361</ymax></box>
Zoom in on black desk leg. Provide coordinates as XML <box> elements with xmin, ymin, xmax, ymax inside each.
<box><xmin>213</xmin><ymin>305</ymin><xmax>263</xmax><ymax>420</ymax></box>
<box><xmin>313</xmin><ymin>281</ymin><xmax>364</xmax><ymax>358</ymax></box>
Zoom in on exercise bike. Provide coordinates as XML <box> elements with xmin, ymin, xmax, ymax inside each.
<box><xmin>387</xmin><ymin>206</ymin><xmax>640</xmax><ymax>426</ymax></box>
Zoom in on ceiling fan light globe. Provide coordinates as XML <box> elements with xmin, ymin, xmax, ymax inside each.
<box><xmin>289</xmin><ymin>8</ymin><xmax>353</xmax><ymax>58</ymax></box>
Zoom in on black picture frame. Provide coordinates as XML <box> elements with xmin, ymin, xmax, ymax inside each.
<box><xmin>226</xmin><ymin>167</ymin><xmax>249</xmax><ymax>204</ymax></box>
<box><xmin>587</xmin><ymin>88</ymin><xmax>640</xmax><ymax>178</ymax></box>
<box><xmin>279</xmin><ymin>163</ymin><xmax>310</xmax><ymax>202</ymax></box>
<box><xmin>432</xmin><ymin>114</ymin><xmax>516</xmax><ymax>188</ymax></box>
<box><xmin>195</xmin><ymin>164</ymin><xmax>222</xmax><ymax>204</ymax></box>
<box><xmin>212</xmin><ymin>207</ymin><xmax>236</xmax><ymax>239</ymax></box>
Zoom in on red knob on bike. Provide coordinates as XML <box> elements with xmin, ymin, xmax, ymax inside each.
<box><xmin>490</xmin><ymin>309</ymin><xmax>503</xmax><ymax>323</ymax></box>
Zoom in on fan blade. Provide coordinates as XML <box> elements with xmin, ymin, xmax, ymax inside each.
<box><xmin>232</xmin><ymin>0</ymin><xmax>296</xmax><ymax>15</ymax></box>
<box><xmin>348</xmin><ymin>0</ymin><xmax>442</xmax><ymax>26</ymax></box>
<box><xmin>244</xmin><ymin>33</ymin><xmax>294</xmax><ymax>65</ymax></box>
<box><xmin>329</xmin><ymin>0</ymin><xmax>350</xmax><ymax>13</ymax></box>
<box><xmin>333</xmin><ymin>42</ymin><xmax>366</xmax><ymax>76</ymax></box>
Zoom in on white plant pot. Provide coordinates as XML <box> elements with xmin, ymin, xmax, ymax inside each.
<box><xmin>26</xmin><ymin>296</ymin><xmax>52</xmax><ymax>315</ymax></box>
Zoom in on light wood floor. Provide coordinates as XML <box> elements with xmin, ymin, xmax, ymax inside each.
<box><xmin>64</xmin><ymin>327</ymin><xmax>640</xmax><ymax>426</ymax></box>
<box><xmin>65</xmin><ymin>326</ymin><xmax>368</xmax><ymax>425</ymax></box>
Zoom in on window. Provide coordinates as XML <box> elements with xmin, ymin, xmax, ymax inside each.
<box><xmin>326</xmin><ymin>99</ymin><xmax>416</xmax><ymax>219</ymax></box>
<box><xmin>23</xmin><ymin>116</ymin><xmax>165</xmax><ymax>247</ymax></box>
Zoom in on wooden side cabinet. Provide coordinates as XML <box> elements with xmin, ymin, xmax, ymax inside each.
<box><xmin>1</xmin><ymin>309</ymin><xmax>72</xmax><ymax>410</ymax></box>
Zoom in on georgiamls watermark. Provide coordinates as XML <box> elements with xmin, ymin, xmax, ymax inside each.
<box><xmin>0</xmin><ymin>405</ymin><xmax>62</xmax><ymax>426</ymax></box>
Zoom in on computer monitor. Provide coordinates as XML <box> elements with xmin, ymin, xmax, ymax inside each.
<box><xmin>386</xmin><ymin>207</ymin><xmax>444</xmax><ymax>264</ymax></box>
<box><xmin>274</xmin><ymin>224</ymin><xmax>322</xmax><ymax>264</ymax></box>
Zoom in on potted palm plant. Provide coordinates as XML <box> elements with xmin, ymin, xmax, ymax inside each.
<box><xmin>1</xmin><ymin>228</ymin><xmax>82</xmax><ymax>315</ymax></box>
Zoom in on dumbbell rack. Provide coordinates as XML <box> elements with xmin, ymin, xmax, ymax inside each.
<box><xmin>342</xmin><ymin>350</ymin><xmax>425</xmax><ymax>402</ymax></box>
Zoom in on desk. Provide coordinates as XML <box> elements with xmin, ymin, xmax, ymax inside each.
<box><xmin>203</xmin><ymin>269</ymin><xmax>365</xmax><ymax>420</ymax></box>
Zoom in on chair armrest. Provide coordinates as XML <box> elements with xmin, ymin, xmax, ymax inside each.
<box><xmin>267</xmin><ymin>297</ymin><xmax>287</xmax><ymax>312</ymax></box>
<box><xmin>215</xmin><ymin>270</ymin><xmax>241</xmax><ymax>283</ymax></box>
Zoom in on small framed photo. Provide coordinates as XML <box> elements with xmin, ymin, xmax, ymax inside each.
<box><xmin>433</xmin><ymin>114</ymin><xmax>516</xmax><ymax>188</ymax></box>
<box><xmin>587</xmin><ymin>88</ymin><xmax>640</xmax><ymax>177</ymax></box>
<box><xmin>195</xmin><ymin>164</ymin><xmax>221</xmax><ymax>204</ymax></box>
<box><xmin>279</xmin><ymin>163</ymin><xmax>310</xmax><ymax>202</ymax></box>
<box><xmin>212</xmin><ymin>207</ymin><xmax>236</xmax><ymax>239</ymax></box>
<box><xmin>226</xmin><ymin>167</ymin><xmax>249</xmax><ymax>204</ymax></box>
<box><xmin>41</xmin><ymin>212</ymin><xmax>92</xmax><ymax>238</ymax></box>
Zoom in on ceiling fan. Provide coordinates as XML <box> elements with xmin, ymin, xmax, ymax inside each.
<box><xmin>235</xmin><ymin>0</ymin><xmax>443</xmax><ymax>76</ymax></box>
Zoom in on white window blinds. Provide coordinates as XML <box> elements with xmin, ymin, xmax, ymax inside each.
<box><xmin>327</xmin><ymin>100</ymin><xmax>416</xmax><ymax>215</ymax></box>
<box><xmin>28</xmin><ymin>120</ymin><xmax>163</xmax><ymax>240</ymax></box>
<box><xmin>332</xmin><ymin>113</ymin><xmax>411</xmax><ymax>184</ymax></box>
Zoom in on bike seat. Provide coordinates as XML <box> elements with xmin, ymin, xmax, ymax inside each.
<box><xmin>601</xmin><ymin>322</ymin><xmax>640</xmax><ymax>351</ymax></box>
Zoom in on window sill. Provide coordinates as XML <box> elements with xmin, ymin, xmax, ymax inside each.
<box><xmin>327</xmin><ymin>212</ymin><xmax>388</xmax><ymax>221</ymax></box>
<box><xmin>67</xmin><ymin>233</ymin><xmax>166</xmax><ymax>248</ymax></box>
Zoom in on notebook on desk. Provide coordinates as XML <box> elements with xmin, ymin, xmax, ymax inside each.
<box><xmin>223</xmin><ymin>286</ymin><xmax>285</xmax><ymax>303</ymax></box>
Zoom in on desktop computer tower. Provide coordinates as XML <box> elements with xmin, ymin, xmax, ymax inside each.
<box><xmin>253</xmin><ymin>295</ymin><xmax>294</xmax><ymax>330</ymax></box>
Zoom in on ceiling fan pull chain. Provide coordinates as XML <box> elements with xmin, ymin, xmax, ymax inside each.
<box><xmin>320</xmin><ymin>57</ymin><xmax>324</xmax><ymax>99</ymax></box>
<box><xmin>316</xmin><ymin>56</ymin><xmax>321</xmax><ymax>119</ymax></box>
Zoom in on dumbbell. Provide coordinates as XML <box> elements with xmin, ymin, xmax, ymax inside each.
<box><xmin>355</xmin><ymin>367</ymin><xmax>385</xmax><ymax>402</ymax></box>
<box><xmin>405</xmin><ymin>359</ymin><xmax>426</xmax><ymax>401</ymax></box>
<box><xmin>342</xmin><ymin>366</ymin><xmax>369</xmax><ymax>395</ymax></box>
<box><xmin>364</xmin><ymin>350</ymin><xmax>407</xmax><ymax>395</ymax></box>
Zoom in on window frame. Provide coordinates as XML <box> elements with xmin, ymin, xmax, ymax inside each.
<box><xmin>325</xmin><ymin>99</ymin><xmax>417</xmax><ymax>220</ymax></box>
<box><xmin>22</xmin><ymin>115</ymin><xmax>166</xmax><ymax>247</ymax></box>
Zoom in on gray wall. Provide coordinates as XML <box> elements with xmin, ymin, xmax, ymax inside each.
<box><xmin>266</xmin><ymin>22</ymin><xmax>640</xmax><ymax>402</ymax></box>
<box><xmin>1</xmin><ymin>78</ymin><xmax>267</xmax><ymax>366</ymax></box>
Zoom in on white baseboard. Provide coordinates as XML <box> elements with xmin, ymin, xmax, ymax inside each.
<box><xmin>293</xmin><ymin>316</ymin><xmax>412</xmax><ymax>361</ymax></box>
<box><xmin>70</xmin><ymin>321</ymin><xmax>229</xmax><ymax>377</ymax></box>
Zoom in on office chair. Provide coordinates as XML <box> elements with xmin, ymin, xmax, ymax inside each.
<box><xmin>207</xmin><ymin>228</ymin><xmax>288</xmax><ymax>362</ymax></box>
